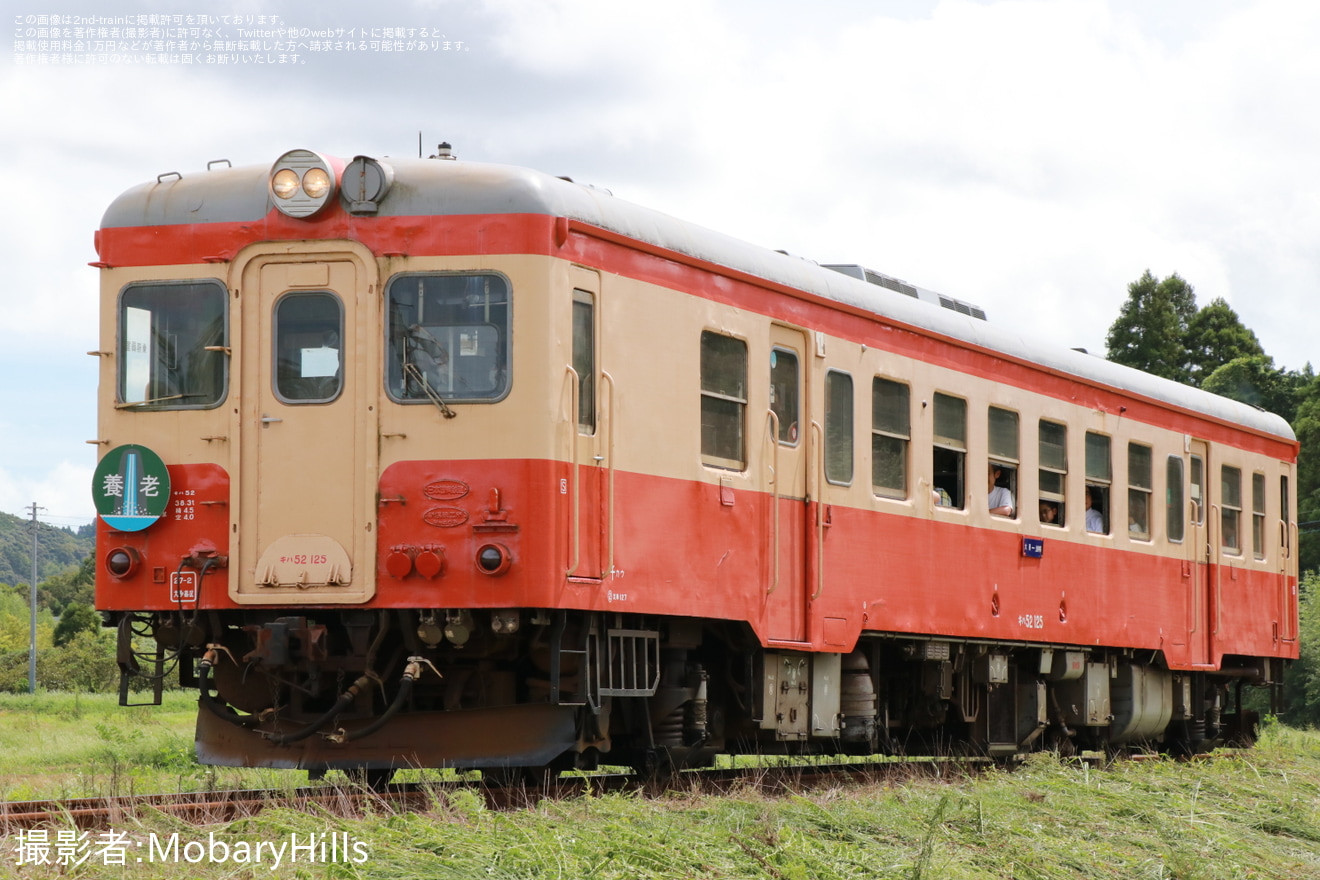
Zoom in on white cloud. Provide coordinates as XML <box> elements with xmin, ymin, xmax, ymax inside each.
<box><xmin>3</xmin><ymin>0</ymin><xmax>1320</xmax><ymax>517</ymax></box>
<box><xmin>0</xmin><ymin>460</ymin><xmax>94</xmax><ymax>527</ymax></box>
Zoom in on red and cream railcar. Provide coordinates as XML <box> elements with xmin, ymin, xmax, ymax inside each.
<box><xmin>91</xmin><ymin>148</ymin><xmax>1297</xmax><ymax>776</ymax></box>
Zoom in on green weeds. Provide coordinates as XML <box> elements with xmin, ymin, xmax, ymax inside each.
<box><xmin>1</xmin><ymin>697</ymin><xmax>1320</xmax><ymax>878</ymax></box>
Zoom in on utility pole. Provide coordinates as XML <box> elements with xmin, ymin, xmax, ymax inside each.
<box><xmin>26</xmin><ymin>502</ymin><xmax>44</xmax><ymax>695</ymax></box>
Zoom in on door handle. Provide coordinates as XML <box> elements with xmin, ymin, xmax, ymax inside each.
<box><xmin>261</xmin><ymin>415</ymin><xmax>282</xmax><ymax>425</ymax></box>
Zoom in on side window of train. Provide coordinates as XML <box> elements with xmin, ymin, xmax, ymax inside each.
<box><xmin>1128</xmin><ymin>443</ymin><xmax>1152</xmax><ymax>540</ymax></box>
<box><xmin>1221</xmin><ymin>465</ymin><xmax>1242</xmax><ymax>554</ymax></box>
<box><xmin>1084</xmin><ymin>432</ymin><xmax>1111</xmax><ymax>534</ymax></box>
<box><xmin>1252</xmin><ymin>472</ymin><xmax>1267</xmax><ymax>560</ymax></box>
<box><xmin>1166</xmin><ymin>456</ymin><xmax>1185</xmax><ymax>543</ymax></box>
<box><xmin>933</xmin><ymin>393</ymin><xmax>966</xmax><ymax>509</ymax></box>
<box><xmin>274</xmin><ymin>292</ymin><xmax>343</xmax><ymax>403</ymax></box>
<box><xmin>700</xmin><ymin>331</ymin><xmax>747</xmax><ymax>469</ymax></box>
<box><xmin>118</xmin><ymin>280</ymin><xmax>227</xmax><ymax>409</ymax></box>
<box><xmin>572</xmin><ymin>291</ymin><xmax>595</xmax><ymax>434</ymax></box>
<box><xmin>385</xmin><ymin>273</ymin><xmax>511</xmax><ymax>403</ymax></box>
<box><xmin>988</xmin><ymin>407</ymin><xmax>1018</xmax><ymax>518</ymax></box>
<box><xmin>872</xmin><ymin>377</ymin><xmax>910</xmax><ymax>499</ymax></box>
<box><xmin>1039</xmin><ymin>420</ymin><xmax>1067</xmax><ymax>526</ymax></box>
<box><xmin>770</xmin><ymin>348</ymin><xmax>799</xmax><ymax>445</ymax></box>
<box><xmin>824</xmin><ymin>370</ymin><xmax>854</xmax><ymax>485</ymax></box>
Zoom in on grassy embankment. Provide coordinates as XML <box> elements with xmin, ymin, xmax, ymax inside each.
<box><xmin>1</xmin><ymin>694</ymin><xmax>1319</xmax><ymax>878</ymax></box>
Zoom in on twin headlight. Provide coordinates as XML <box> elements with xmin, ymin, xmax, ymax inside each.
<box><xmin>268</xmin><ymin>149</ymin><xmax>337</xmax><ymax>218</ymax></box>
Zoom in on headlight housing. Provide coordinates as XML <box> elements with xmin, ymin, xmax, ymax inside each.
<box><xmin>268</xmin><ymin>149</ymin><xmax>337</xmax><ymax>218</ymax></box>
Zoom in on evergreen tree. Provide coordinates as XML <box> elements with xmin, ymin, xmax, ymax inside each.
<box><xmin>1105</xmin><ymin>270</ymin><xmax>1198</xmax><ymax>384</ymax></box>
<box><xmin>53</xmin><ymin>602</ymin><xmax>101</xmax><ymax>647</ymax></box>
<box><xmin>1201</xmin><ymin>355</ymin><xmax>1303</xmax><ymax>424</ymax></box>
<box><xmin>1185</xmin><ymin>297</ymin><xmax>1265</xmax><ymax>385</ymax></box>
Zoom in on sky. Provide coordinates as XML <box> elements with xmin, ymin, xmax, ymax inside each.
<box><xmin>2</xmin><ymin>0</ymin><xmax>1318</xmax><ymax>527</ymax></box>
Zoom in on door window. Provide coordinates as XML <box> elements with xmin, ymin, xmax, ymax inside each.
<box><xmin>274</xmin><ymin>292</ymin><xmax>343</xmax><ymax>403</ymax></box>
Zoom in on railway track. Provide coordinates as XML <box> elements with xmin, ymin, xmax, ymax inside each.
<box><xmin>0</xmin><ymin>757</ymin><xmax>991</xmax><ymax>831</ymax></box>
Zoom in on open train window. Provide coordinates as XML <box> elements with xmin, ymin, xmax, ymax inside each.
<box><xmin>1166</xmin><ymin>457</ymin><xmax>1185</xmax><ymax>543</ymax></box>
<box><xmin>1039</xmin><ymin>420</ymin><xmax>1067</xmax><ymax>526</ymax></box>
<box><xmin>988</xmin><ymin>407</ymin><xmax>1018</xmax><ymax>518</ymax></box>
<box><xmin>117</xmin><ymin>280</ymin><xmax>227</xmax><ymax>410</ymax></box>
<box><xmin>274</xmin><ymin>292</ymin><xmax>342</xmax><ymax>403</ymax></box>
<box><xmin>872</xmin><ymin>378</ymin><xmax>909</xmax><ymax>499</ymax></box>
<box><xmin>824</xmin><ymin>370</ymin><xmax>853</xmax><ymax>485</ymax></box>
<box><xmin>700</xmin><ymin>331</ymin><xmax>747</xmax><ymax>469</ymax></box>
<box><xmin>1128</xmin><ymin>443</ymin><xmax>1152</xmax><ymax>540</ymax></box>
<box><xmin>1221</xmin><ymin>465</ymin><xmax>1242</xmax><ymax>554</ymax></box>
<box><xmin>933</xmin><ymin>393</ymin><xmax>966</xmax><ymax>508</ymax></box>
<box><xmin>386</xmin><ymin>273</ymin><xmax>510</xmax><ymax>403</ymax></box>
<box><xmin>1084</xmin><ymin>432</ymin><xmax>1111</xmax><ymax>534</ymax></box>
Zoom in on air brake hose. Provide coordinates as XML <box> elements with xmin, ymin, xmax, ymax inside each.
<box><xmin>197</xmin><ymin>645</ymin><xmax>372</xmax><ymax>741</ymax></box>
<box><xmin>260</xmin><ymin>673</ymin><xmax>375</xmax><ymax>744</ymax></box>
<box><xmin>329</xmin><ymin>657</ymin><xmax>437</xmax><ymax>743</ymax></box>
<box><xmin>196</xmin><ymin>661</ymin><xmax>262</xmax><ymax>729</ymax></box>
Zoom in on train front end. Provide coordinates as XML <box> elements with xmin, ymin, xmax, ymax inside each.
<box><xmin>92</xmin><ymin>149</ymin><xmax>604</xmax><ymax>776</ymax></box>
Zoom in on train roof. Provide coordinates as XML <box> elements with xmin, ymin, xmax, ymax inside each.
<box><xmin>101</xmin><ymin>153</ymin><xmax>1296</xmax><ymax>444</ymax></box>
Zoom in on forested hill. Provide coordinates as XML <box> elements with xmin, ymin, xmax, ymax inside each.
<box><xmin>0</xmin><ymin>511</ymin><xmax>94</xmax><ymax>586</ymax></box>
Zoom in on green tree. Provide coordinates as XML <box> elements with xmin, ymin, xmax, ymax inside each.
<box><xmin>1284</xmin><ymin>573</ymin><xmax>1320</xmax><ymax>726</ymax></box>
<box><xmin>1105</xmin><ymin>270</ymin><xmax>1198</xmax><ymax>384</ymax></box>
<box><xmin>53</xmin><ymin>602</ymin><xmax>101</xmax><ymax>647</ymax></box>
<box><xmin>1293</xmin><ymin>376</ymin><xmax>1320</xmax><ymax>574</ymax></box>
<box><xmin>39</xmin><ymin>553</ymin><xmax>95</xmax><ymax>617</ymax></box>
<box><xmin>1185</xmin><ymin>297</ymin><xmax>1265</xmax><ymax>385</ymax></box>
<box><xmin>1202</xmin><ymin>355</ymin><xmax>1305</xmax><ymax>424</ymax></box>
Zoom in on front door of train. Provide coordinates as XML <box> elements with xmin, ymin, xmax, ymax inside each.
<box><xmin>765</xmin><ymin>326</ymin><xmax>809</xmax><ymax>641</ymax></box>
<box><xmin>232</xmin><ymin>251</ymin><xmax>379</xmax><ymax>604</ymax></box>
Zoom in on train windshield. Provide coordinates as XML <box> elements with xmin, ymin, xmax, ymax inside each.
<box><xmin>385</xmin><ymin>273</ymin><xmax>510</xmax><ymax>403</ymax></box>
<box><xmin>118</xmin><ymin>280</ymin><xmax>227</xmax><ymax>409</ymax></box>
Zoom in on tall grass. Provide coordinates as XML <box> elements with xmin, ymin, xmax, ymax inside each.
<box><xmin>2</xmin><ymin>696</ymin><xmax>1319</xmax><ymax>879</ymax></box>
